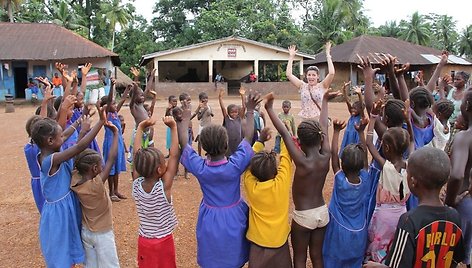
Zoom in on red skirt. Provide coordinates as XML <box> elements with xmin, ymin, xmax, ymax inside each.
<box><xmin>138</xmin><ymin>234</ymin><xmax>176</xmax><ymax>268</ymax></box>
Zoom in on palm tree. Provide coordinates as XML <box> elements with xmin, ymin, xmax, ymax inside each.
<box><xmin>459</xmin><ymin>25</ymin><xmax>472</xmax><ymax>59</ymax></box>
<box><xmin>400</xmin><ymin>11</ymin><xmax>430</xmax><ymax>46</ymax></box>
<box><xmin>101</xmin><ymin>0</ymin><xmax>132</xmax><ymax>51</ymax></box>
<box><xmin>378</xmin><ymin>21</ymin><xmax>401</xmax><ymax>38</ymax></box>
<box><xmin>0</xmin><ymin>0</ymin><xmax>24</xmax><ymax>22</ymax></box>
<box><xmin>52</xmin><ymin>2</ymin><xmax>87</xmax><ymax>33</ymax></box>
<box><xmin>430</xmin><ymin>14</ymin><xmax>458</xmax><ymax>53</ymax></box>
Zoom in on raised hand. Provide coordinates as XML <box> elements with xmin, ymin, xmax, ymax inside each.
<box><xmin>43</xmin><ymin>84</ymin><xmax>55</xmax><ymax>101</ymax></box>
<box><xmin>80</xmin><ymin>115</ymin><xmax>92</xmax><ymax>133</ymax></box>
<box><xmin>264</xmin><ymin>92</ymin><xmax>275</xmax><ymax>110</ymax></box>
<box><xmin>259</xmin><ymin>127</ymin><xmax>272</xmax><ymax>142</ymax></box>
<box><xmin>218</xmin><ymin>88</ymin><xmax>225</xmax><ymax>98</ymax></box>
<box><xmin>288</xmin><ymin>45</ymin><xmax>297</xmax><ymax>58</ymax></box>
<box><xmin>439</xmin><ymin>50</ymin><xmax>449</xmax><ymax>66</ymax></box>
<box><xmin>81</xmin><ymin>63</ymin><xmax>92</xmax><ymax>76</ymax></box>
<box><xmin>325</xmin><ymin>41</ymin><xmax>332</xmax><ymax>55</ymax></box>
<box><xmin>62</xmin><ymin>70</ymin><xmax>73</xmax><ymax>83</ymax></box>
<box><xmin>402</xmin><ymin>99</ymin><xmax>411</xmax><ymax>121</ymax></box>
<box><xmin>333</xmin><ymin>119</ymin><xmax>346</xmax><ymax>132</ymax></box>
<box><xmin>71</xmin><ymin>70</ymin><xmax>78</xmax><ymax>84</ymax></box>
<box><xmin>138</xmin><ymin>117</ymin><xmax>157</xmax><ymax>130</ymax></box>
<box><xmin>354</xmin><ymin>86</ymin><xmax>362</xmax><ymax>95</ymax></box>
<box><xmin>99</xmin><ymin>104</ymin><xmax>108</xmax><ymax>122</ymax></box>
<box><xmin>246</xmin><ymin>91</ymin><xmax>262</xmax><ymax>111</ymax></box>
<box><xmin>356</xmin><ymin>55</ymin><xmax>380</xmax><ymax>78</ymax></box>
<box><xmin>323</xmin><ymin>90</ymin><xmax>342</xmax><ymax>100</ymax></box>
<box><xmin>104</xmin><ymin>120</ymin><xmax>118</xmax><ymax>133</ymax></box>
<box><xmin>130</xmin><ymin>67</ymin><xmax>140</xmax><ymax>78</ymax></box>
<box><xmin>123</xmin><ymin>84</ymin><xmax>132</xmax><ymax>98</ymax></box>
<box><xmin>239</xmin><ymin>87</ymin><xmax>246</xmax><ymax>96</ymax></box>
<box><xmin>371</xmin><ymin>99</ymin><xmax>384</xmax><ymax>116</ymax></box>
<box><xmin>355</xmin><ymin>117</ymin><xmax>369</xmax><ymax>132</ymax></box>
<box><xmin>55</xmin><ymin>62</ymin><xmax>65</xmax><ymax>74</ymax></box>
<box><xmin>163</xmin><ymin>115</ymin><xmax>176</xmax><ymax>128</ymax></box>
<box><xmin>395</xmin><ymin>63</ymin><xmax>410</xmax><ymax>75</ymax></box>
<box><xmin>62</xmin><ymin>95</ymin><xmax>77</xmax><ymax>109</ymax></box>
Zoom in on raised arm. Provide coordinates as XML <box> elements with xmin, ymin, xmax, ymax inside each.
<box><xmin>243</xmin><ymin>92</ymin><xmax>260</xmax><ymax>142</ymax></box>
<box><xmin>403</xmin><ymin>99</ymin><xmax>415</xmax><ymax>155</ymax></box>
<box><xmin>445</xmin><ymin>132</ymin><xmax>469</xmax><ymax>207</ymax></box>
<box><xmin>355</xmin><ymin>117</ymin><xmax>369</xmax><ymax>170</ymax></box>
<box><xmin>357</xmin><ymin>55</ymin><xmax>380</xmax><ymax>115</ymax></box>
<box><xmin>395</xmin><ymin>63</ymin><xmax>410</xmax><ymax>101</ymax></box>
<box><xmin>177</xmin><ymin>109</ymin><xmax>191</xmax><ymax>150</ymax></box>
<box><xmin>130</xmin><ymin>67</ymin><xmax>140</xmax><ymax>82</ymax></box>
<box><xmin>331</xmin><ymin>119</ymin><xmax>346</xmax><ymax>174</ymax></box>
<box><xmin>116</xmin><ymin>84</ymin><xmax>131</xmax><ymax>112</ymax></box>
<box><xmin>366</xmin><ymin>115</ymin><xmax>385</xmax><ymax>167</ymax></box>
<box><xmin>218</xmin><ymin>89</ymin><xmax>228</xmax><ymax>118</ymax></box>
<box><xmin>320</xmin><ymin>90</ymin><xmax>340</xmax><ymax>154</ymax></box>
<box><xmin>286</xmin><ymin>45</ymin><xmax>303</xmax><ymax>88</ymax></box>
<box><xmin>162</xmin><ymin>116</ymin><xmax>180</xmax><ymax>194</ymax></box>
<box><xmin>354</xmin><ymin>86</ymin><xmax>366</xmax><ymax>118</ymax></box>
<box><xmin>149</xmin><ymin>90</ymin><xmax>158</xmax><ymax>116</ymax></box>
<box><xmin>264</xmin><ymin>92</ymin><xmax>305</xmax><ymax>165</ymax></box>
<box><xmin>133</xmin><ymin>117</ymin><xmax>157</xmax><ymax>180</ymax></box>
<box><xmin>56</xmin><ymin>95</ymin><xmax>77</xmax><ymax>130</ymax></box>
<box><xmin>144</xmin><ymin>69</ymin><xmax>156</xmax><ymax>97</ymax></box>
<box><xmin>80</xmin><ymin>63</ymin><xmax>92</xmax><ymax>98</ymax></box>
<box><xmin>100</xmin><ymin>123</ymin><xmax>119</xmax><ymax>182</ymax></box>
<box><xmin>106</xmin><ymin>78</ymin><xmax>115</xmax><ymax>113</ymax></box>
<box><xmin>321</xmin><ymin>41</ymin><xmax>335</xmax><ymax>89</ymax></box>
<box><xmin>426</xmin><ymin>51</ymin><xmax>448</xmax><ymax>93</ymax></box>
<box><xmin>239</xmin><ymin>87</ymin><xmax>246</xmax><ymax>118</ymax></box>
<box><xmin>341</xmin><ymin>81</ymin><xmax>353</xmax><ymax>113</ymax></box>
<box><xmin>383</xmin><ymin>55</ymin><xmax>401</xmax><ymax>100</ymax></box>
<box><xmin>38</xmin><ymin>81</ymin><xmax>54</xmax><ymax>118</ymax></box>
<box><xmin>70</xmin><ymin>70</ymin><xmax>78</xmax><ymax>96</ymax></box>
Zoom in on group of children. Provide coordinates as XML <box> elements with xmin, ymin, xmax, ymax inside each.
<box><xmin>22</xmin><ymin>50</ymin><xmax>471</xmax><ymax>268</ymax></box>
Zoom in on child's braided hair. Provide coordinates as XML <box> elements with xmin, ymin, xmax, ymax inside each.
<box><xmin>434</xmin><ymin>99</ymin><xmax>454</xmax><ymax>119</ymax></box>
<box><xmin>199</xmin><ymin>124</ymin><xmax>228</xmax><ymax>156</ymax></box>
<box><xmin>74</xmin><ymin>149</ymin><xmax>102</xmax><ymax>175</ymax></box>
<box><xmin>250</xmin><ymin>151</ymin><xmax>277</xmax><ymax>182</ymax></box>
<box><xmin>26</xmin><ymin>115</ymin><xmax>42</xmax><ymax>138</ymax></box>
<box><xmin>297</xmin><ymin>119</ymin><xmax>323</xmax><ymax>147</ymax></box>
<box><xmin>31</xmin><ymin>118</ymin><xmax>59</xmax><ymax>148</ymax></box>
<box><xmin>409</xmin><ymin>87</ymin><xmax>434</xmax><ymax>109</ymax></box>
<box><xmin>382</xmin><ymin>127</ymin><xmax>410</xmax><ymax>155</ymax></box>
<box><xmin>384</xmin><ymin>99</ymin><xmax>405</xmax><ymax>127</ymax></box>
<box><xmin>341</xmin><ymin>144</ymin><xmax>365</xmax><ymax>174</ymax></box>
<box><xmin>134</xmin><ymin>147</ymin><xmax>163</xmax><ymax>178</ymax></box>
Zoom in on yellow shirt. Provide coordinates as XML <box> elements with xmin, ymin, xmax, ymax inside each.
<box><xmin>244</xmin><ymin>141</ymin><xmax>292</xmax><ymax>248</ymax></box>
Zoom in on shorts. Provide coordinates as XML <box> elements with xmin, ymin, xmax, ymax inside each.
<box><xmin>81</xmin><ymin>226</ymin><xmax>120</xmax><ymax>268</ymax></box>
<box><xmin>292</xmin><ymin>205</ymin><xmax>329</xmax><ymax>230</ymax></box>
<box><xmin>138</xmin><ymin>234</ymin><xmax>176</xmax><ymax>268</ymax></box>
<box><xmin>249</xmin><ymin>241</ymin><xmax>292</xmax><ymax>268</ymax></box>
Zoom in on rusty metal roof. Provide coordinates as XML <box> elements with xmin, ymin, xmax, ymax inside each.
<box><xmin>0</xmin><ymin>23</ymin><xmax>120</xmax><ymax>65</ymax></box>
<box><xmin>309</xmin><ymin>35</ymin><xmax>471</xmax><ymax>66</ymax></box>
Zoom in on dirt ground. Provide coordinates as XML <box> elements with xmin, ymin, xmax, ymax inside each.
<box><xmin>0</xmin><ymin>96</ymin><xmax>461</xmax><ymax>267</ymax></box>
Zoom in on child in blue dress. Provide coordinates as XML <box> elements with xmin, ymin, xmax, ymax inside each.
<box><xmin>323</xmin><ymin>118</ymin><xmax>370</xmax><ymax>267</ymax></box>
<box><xmin>165</xmin><ymin>95</ymin><xmax>178</xmax><ymax>157</ymax></box>
<box><xmin>100</xmin><ymin>79</ymin><xmax>127</xmax><ymax>201</ymax></box>
<box><xmin>30</xmin><ymin>106</ymin><xmax>106</xmax><ymax>268</ymax></box>
<box><xmin>178</xmin><ymin>92</ymin><xmax>261</xmax><ymax>268</ymax></box>
<box><xmin>339</xmin><ymin>82</ymin><xmax>365</xmax><ymax>157</ymax></box>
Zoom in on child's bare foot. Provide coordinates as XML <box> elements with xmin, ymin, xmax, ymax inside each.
<box><xmin>184</xmin><ymin>172</ymin><xmax>190</xmax><ymax>180</ymax></box>
<box><xmin>115</xmin><ymin>192</ymin><xmax>127</xmax><ymax>199</ymax></box>
<box><xmin>110</xmin><ymin>195</ymin><xmax>121</xmax><ymax>202</ymax></box>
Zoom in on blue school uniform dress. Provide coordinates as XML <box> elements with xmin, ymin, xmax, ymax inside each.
<box><xmin>71</xmin><ymin>108</ymin><xmax>101</xmax><ymax>153</ymax></box>
<box><xmin>24</xmin><ymin>142</ymin><xmax>44</xmax><ymax>213</ymax></box>
<box><xmin>39</xmin><ymin>154</ymin><xmax>84</xmax><ymax>267</ymax></box>
<box><xmin>181</xmin><ymin>140</ymin><xmax>253</xmax><ymax>268</ymax></box>
<box><xmin>323</xmin><ymin>170</ymin><xmax>370</xmax><ymax>268</ymax></box>
<box><xmin>103</xmin><ymin>112</ymin><xmax>126</xmax><ymax>175</ymax></box>
<box><xmin>407</xmin><ymin>114</ymin><xmax>435</xmax><ymax>210</ymax></box>
<box><xmin>339</xmin><ymin>114</ymin><xmax>361</xmax><ymax>157</ymax></box>
<box><xmin>166</xmin><ymin>127</ymin><xmax>172</xmax><ymax>150</ymax></box>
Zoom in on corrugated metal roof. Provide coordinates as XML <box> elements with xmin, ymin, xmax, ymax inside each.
<box><xmin>0</xmin><ymin>23</ymin><xmax>120</xmax><ymax>65</ymax></box>
<box><xmin>140</xmin><ymin>36</ymin><xmax>316</xmax><ymax>66</ymax></box>
<box><xmin>309</xmin><ymin>35</ymin><xmax>472</xmax><ymax>66</ymax></box>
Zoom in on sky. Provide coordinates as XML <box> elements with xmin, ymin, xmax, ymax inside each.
<box><xmin>131</xmin><ymin>0</ymin><xmax>472</xmax><ymax>32</ymax></box>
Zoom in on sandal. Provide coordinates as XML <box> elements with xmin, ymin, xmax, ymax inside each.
<box><xmin>110</xmin><ymin>195</ymin><xmax>121</xmax><ymax>202</ymax></box>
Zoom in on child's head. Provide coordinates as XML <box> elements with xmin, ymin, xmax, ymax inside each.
<box><xmin>74</xmin><ymin>149</ymin><xmax>102</xmax><ymax>176</ymax></box>
<box><xmin>168</xmin><ymin>95</ymin><xmax>177</xmax><ymax>107</ymax></box>
<box><xmin>282</xmin><ymin>100</ymin><xmax>291</xmax><ymax>114</ymax></box>
<box><xmin>409</xmin><ymin>87</ymin><xmax>434</xmax><ymax>112</ymax></box>
<box><xmin>198</xmin><ymin>92</ymin><xmax>208</xmax><ymax>103</ymax></box>
<box><xmin>118</xmin><ymin>114</ymin><xmax>126</xmax><ymax>133</ymax></box>
<box><xmin>454</xmin><ymin>71</ymin><xmax>470</xmax><ymax>89</ymax></box>
<box><xmin>179</xmin><ymin>93</ymin><xmax>191</xmax><ymax>107</ymax></box>
<box><xmin>341</xmin><ymin>144</ymin><xmax>365</xmax><ymax>174</ymax></box>
<box><xmin>383</xmin><ymin>99</ymin><xmax>405</xmax><ymax>128</ymax></box>
<box><xmin>351</xmin><ymin>101</ymin><xmax>362</xmax><ymax>116</ymax></box>
<box><xmin>172</xmin><ymin>106</ymin><xmax>183</xmax><ymax>121</ymax></box>
<box><xmin>75</xmin><ymin>91</ymin><xmax>84</xmax><ymax>109</ymax></box>
<box><xmin>100</xmin><ymin>95</ymin><xmax>117</xmax><ymax>112</ymax></box>
<box><xmin>227</xmin><ymin>104</ymin><xmax>239</xmax><ymax>119</ymax></box>
<box><xmin>407</xmin><ymin>147</ymin><xmax>450</xmax><ymax>196</ymax></box>
<box><xmin>455</xmin><ymin>114</ymin><xmax>468</xmax><ymax>130</ymax></box>
<box><xmin>28</xmin><ymin>78</ymin><xmax>34</xmax><ymax>84</ymax></box>
<box><xmin>31</xmin><ymin>118</ymin><xmax>62</xmax><ymax>150</ymax></box>
<box><xmin>381</xmin><ymin>127</ymin><xmax>410</xmax><ymax>159</ymax></box>
<box><xmin>199</xmin><ymin>124</ymin><xmax>228</xmax><ymax>156</ymax></box>
<box><xmin>35</xmin><ymin>103</ymin><xmax>57</xmax><ymax>119</ymax></box>
<box><xmin>134</xmin><ymin>147</ymin><xmax>166</xmax><ymax>178</ymax></box>
<box><xmin>26</xmin><ymin>115</ymin><xmax>42</xmax><ymax>138</ymax></box>
<box><xmin>297</xmin><ymin>119</ymin><xmax>323</xmax><ymax>148</ymax></box>
<box><xmin>460</xmin><ymin>90</ymin><xmax>472</xmax><ymax>121</ymax></box>
<box><xmin>130</xmin><ymin>84</ymin><xmax>145</xmax><ymax>104</ymax></box>
<box><xmin>250</xmin><ymin>151</ymin><xmax>277</xmax><ymax>182</ymax></box>
<box><xmin>433</xmin><ymin>99</ymin><xmax>454</xmax><ymax>121</ymax></box>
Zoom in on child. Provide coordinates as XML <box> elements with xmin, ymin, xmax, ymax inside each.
<box><xmin>252</xmin><ymin>101</ymin><xmax>266</xmax><ymax>144</ymax></box>
<box><xmin>267</xmin><ymin>90</ymin><xmax>339</xmax><ymax>267</ymax></box>
<box><xmin>445</xmin><ymin>90</ymin><xmax>472</xmax><ymax>267</ymax></box>
<box><xmin>132</xmin><ymin>116</ymin><xmax>180</xmax><ymax>267</ymax></box>
<box><xmin>165</xmin><ymin>95</ymin><xmax>178</xmax><ymax>157</ymax></box>
<box><xmin>192</xmin><ymin>92</ymin><xmax>213</xmax><ymax>156</ymax></box>
<box><xmin>178</xmin><ymin>92</ymin><xmax>261</xmax><ymax>268</ymax></box>
<box><xmin>322</xmin><ymin>117</ymin><xmax>370</xmax><ymax>267</ymax></box>
<box><xmin>100</xmin><ymin>79</ymin><xmax>127</xmax><ymax>201</ymax></box>
<box><xmin>30</xmin><ymin>105</ymin><xmax>106</xmax><ymax>267</ymax></box>
<box><xmin>218</xmin><ymin>88</ymin><xmax>246</xmax><ymax>156</ymax></box>
<box><xmin>444</xmin><ymin>114</ymin><xmax>468</xmax><ymax>157</ymax></box>
<box><xmin>24</xmin><ymin>115</ymin><xmax>45</xmax><ymax>213</ymax></box>
<box><xmin>340</xmin><ymin>83</ymin><xmax>366</xmax><ymax>157</ymax></box>
<box><xmin>118</xmin><ymin>114</ymin><xmax>129</xmax><ymax>155</ymax></box>
<box><xmin>365</xmin><ymin>107</ymin><xmax>414</xmax><ymax>262</ymax></box>
<box><xmin>430</xmin><ymin>99</ymin><xmax>454</xmax><ymax>150</ymax></box>
<box><xmin>243</xmin><ymin>122</ymin><xmax>293</xmax><ymax>268</ymax></box>
<box><xmin>28</xmin><ymin>78</ymin><xmax>40</xmax><ymax>101</ymax></box>
<box><xmin>179</xmin><ymin>92</ymin><xmax>194</xmax><ymax>146</ymax></box>
<box><xmin>70</xmin><ymin>122</ymin><xmax>120</xmax><ymax>267</ymax></box>
<box><xmin>364</xmin><ymin>147</ymin><xmax>465</xmax><ymax>268</ymax></box>
<box><xmin>274</xmin><ymin>100</ymin><xmax>296</xmax><ymax>154</ymax></box>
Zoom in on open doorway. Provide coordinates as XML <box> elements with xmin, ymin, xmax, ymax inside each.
<box><xmin>13</xmin><ymin>65</ymin><xmax>27</xmax><ymax>98</ymax></box>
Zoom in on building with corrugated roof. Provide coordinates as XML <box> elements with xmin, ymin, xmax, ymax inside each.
<box><xmin>304</xmin><ymin>35</ymin><xmax>472</xmax><ymax>90</ymax></box>
<box><xmin>0</xmin><ymin>23</ymin><xmax>120</xmax><ymax>100</ymax></box>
